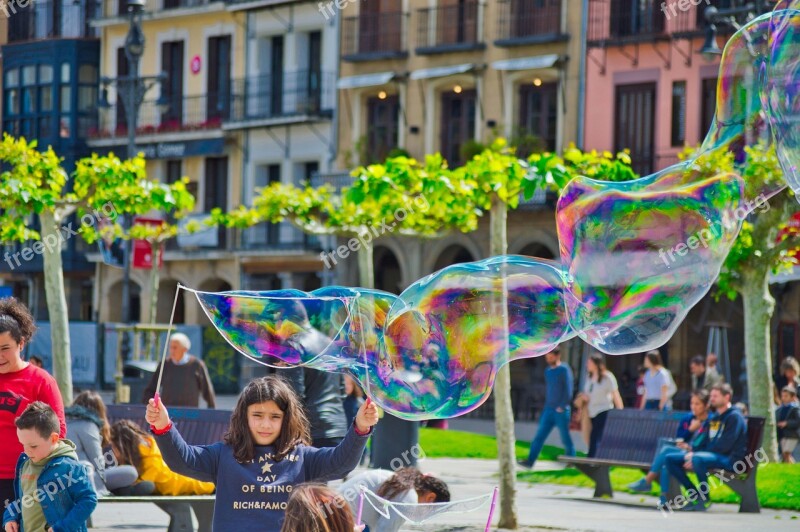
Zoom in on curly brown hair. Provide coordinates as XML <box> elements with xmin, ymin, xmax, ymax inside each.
<box><xmin>376</xmin><ymin>467</ymin><xmax>450</xmax><ymax>503</ymax></box>
<box><xmin>280</xmin><ymin>484</ymin><xmax>354</xmax><ymax>532</ymax></box>
<box><xmin>0</xmin><ymin>297</ymin><xmax>36</xmax><ymax>345</ymax></box>
<box><xmin>72</xmin><ymin>390</ymin><xmax>111</xmax><ymax>447</ymax></box>
<box><xmin>224</xmin><ymin>375</ymin><xmax>310</xmax><ymax>463</ymax></box>
<box><xmin>110</xmin><ymin>419</ymin><xmax>151</xmax><ymax>475</ymax></box>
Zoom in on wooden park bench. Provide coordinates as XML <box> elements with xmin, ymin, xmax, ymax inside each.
<box><xmin>557</xmin><ymin>409</ymin><xmax>765</xmax><ymax>513</ymax></box>
<box><xmin>98</xmin><ymin>404</ymin><xmax>232</xmax><ymax>532</ymax></box>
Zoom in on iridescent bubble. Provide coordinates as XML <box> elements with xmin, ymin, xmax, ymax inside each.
<box><xmin>190</xmin><ymin>2</ymin><xmax>800</xmax><ymax>420</ymax></box>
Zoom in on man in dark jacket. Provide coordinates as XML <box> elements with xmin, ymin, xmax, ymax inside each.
<box><xmin>143</xmin><ymin>333</ymin><xmax>216</xmax><ymax>408</ymax></box>
<box><xmin>663</xmin><ymin>383</ymin><xmax>747</xmax><ymax>511</ymax></box>
<box><xmin>777</xmin><ymin>385</ymin><xmax>800</xmax><ymax>463</ymax></box>
<box><xmin>281</xmin><ymin>366</ymin><xmax>347</xmax><ymax>448</ymax></box>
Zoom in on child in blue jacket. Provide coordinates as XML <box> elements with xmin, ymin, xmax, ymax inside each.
<box><xmin>2</xmin><ymin>402</ymin><xmax>97</xmax><ymax>532</ymax></box>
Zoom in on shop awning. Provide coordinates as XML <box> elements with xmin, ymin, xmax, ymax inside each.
<box><xmin>409</xmin><ymin>63</ymin><xmax>477</xmax><ymax>81</ymax></box>
<box><xmin>337</xmin><ymin>72</ymin><xmax>397</xmax><ymax>90</ymax></box>
<box><xmin>491</xmin><ymin>54</ymin><xmax>561</xmax><ymax>71</ymax></box>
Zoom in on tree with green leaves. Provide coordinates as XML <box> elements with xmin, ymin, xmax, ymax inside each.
<box><xmin>455</xmin><ymin>138</ymin><xmax>528</xmax><ymax>529</ymax></box>
<box><xmin>456</xmin><ymin>139</ymin><xmax>638</xmax><ymax>528</ymax></box>
<box><xmin>681</xmin><ymin>143</ymin><xmax>794</xmax><ymax>461</ymax></box>
<box><xmin>220</xmin><ymin>154</ymin><xmax>478</xmax><ymax>289</ymax></box>
<box><xmin>0</xmin><ymin>135</ymin><xmax>194</xmax><ymax>403</ymax></box>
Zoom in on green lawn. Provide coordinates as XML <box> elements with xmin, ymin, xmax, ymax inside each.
<box><xmin>419</xmin><ymin>427</ymin><xmax>574</xmax><ymax>462</ymax></box>
<box><xmin>419</xmin><ymin>428</ymin><xmax>800</xmax><ymax>512</ymax></box>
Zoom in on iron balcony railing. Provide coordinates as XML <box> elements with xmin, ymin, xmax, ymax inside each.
<box><xmin>241</xmin><ymin>222</ymin><xmax>320</xmax><ymax>252</ymax></box>
<box><xmin>104</xmin><ymin>0</ymin><xmax>215</xmax><ymax>18</ymax></box>
<box><xmin>88</xmin><ymin>93</ymin><xmax>227</xmax><ymax>139</ymax></box>
<box><xmin>417</xmin><ymin>0</ymin><xmax>483</xmax><ymax>51</ymax></box>
<box><xmin>495</xmin><ymin>0</ymin><xmax>564</xmax><ymax>43</ymax></box>
<box><xmin>587</xmin><ymin>0</ymin><xmax>772</xmax><ymax>44</ymax></box>
<box><xmin>228</xmin><ymin>70</ymin><xmax>335</xmax><ymax>124</ymax></box>
<box><xmin>7</xmin><ymin>0</ymin><xmax>102</xmax><ymax>42</ymax></box>
<box><xmin>310</xmin><ymin>171</ymin><xmax>355</xmax><ymax>193</ymax></box>
<box><xmin>341</xmin><ymin>11</ymin><xmax>408</xmax><ymax>59</ymax></box>
<box><xmin>587</xmin><ymin>0</ymin><xmax>666</xmax><ymax>43</ymax></box>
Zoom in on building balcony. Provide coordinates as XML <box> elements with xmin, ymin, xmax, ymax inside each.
<box><xmin>342</xmin><ymin>11</ymin><xmax>409</xmax><ymax>62</ymax></box>
<box><xmin>587</xmin><ymin>0</ymin><xmax>667</xmax><ymax>45</ymax></box>
<box><xmin>240</xmin><ymin>223</ymin><xmax>320</xmax><ymax>253</ymax></box>
<box><xmin>416</xmin><ymin>1</ymin><xmax>485</xmax><ymax>55</ymax></box>
<box><xmin>93</xmin><ymin>0</ymin><xmax>222</xmax><ymax>23</ymax></box>
<box><xmin>587</xmin><ymin>0</ymin><xmax>770</xmax><ymax>46</ymax></box>
<box><xmin>226</xmin><ymin>70</ymin><xmax>335</xmax><ymax>130</ymax></box>
<box><xmin>495</xmin><ymin>0</ymin><xmax>567</xmax><ymax>47</ymax></box>
<box><xmin>161</xmin><ymin>221</ymin><xmax>320</xmax><ymax>257</ymax></box>
<box><xmin>7</xmin><ymin>0</ymin><xmax>102</xmax><ymax>43</ymax></box>
<box><xmin>87</xmin><ymin>94</ymin><xmax>227</xmax><ymax>142</ymax></box>
<box><xmin>310</xmin><ymin>171</ymin><xmax>354</xmax><ymax>193</ymax></box>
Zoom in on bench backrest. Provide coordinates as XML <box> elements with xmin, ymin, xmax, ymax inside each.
<box><xmin>596</xmin><ymin>409</ymin><xmax>688</xmax><ymax>463</ymax></box>
<box><xmin>106</xmin><ymin>405</ymin><xmax>232</xmax><ymax>446</ymax></box>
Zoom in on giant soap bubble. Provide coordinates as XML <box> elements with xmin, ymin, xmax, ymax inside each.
<box><xmin>193</xmin><ymin>2</ymin><xmax>800</xmax><ymax>420</ymax></box>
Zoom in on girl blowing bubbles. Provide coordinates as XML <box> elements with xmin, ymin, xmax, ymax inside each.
<box><xmin>145</xmin><ymin>375</ymin><xmax>378</xmax><ymax>531</ymax></box>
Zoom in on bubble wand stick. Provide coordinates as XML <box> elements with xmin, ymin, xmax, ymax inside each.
<box><xmin>153</xmin><ymin>283</ymin><xmax>183</xmax><ymax>407</ymax></box>
<box><xmin>485</xmin><ymin>486</ymin><xmax>498</xmax><ymax>532</ymax></box>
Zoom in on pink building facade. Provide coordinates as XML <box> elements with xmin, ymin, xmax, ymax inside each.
<box><xmin>582</xmin><ymin>0</ymin><xmax>768</xmax><ymax>174</ymax></box>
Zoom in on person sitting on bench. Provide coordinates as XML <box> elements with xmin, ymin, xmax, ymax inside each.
<box><xmin>627</xmin><ymin>389</ymin><xmax>710</xmax><ymax>494</ymax></box>
<box><xmin>662</xmin><ymin>383</ymin><xmax>747</xmax><ymax>512</ymax></box>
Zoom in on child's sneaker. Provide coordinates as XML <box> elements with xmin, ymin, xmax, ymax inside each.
<box><xmin>627</xmin><ymin>478</ymin><xmax>652</xmax><ymax>492</ymax></box>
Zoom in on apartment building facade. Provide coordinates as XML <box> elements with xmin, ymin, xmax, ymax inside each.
<box><xmin>89</xmin><ymin>0</ymin><xmax>333</xmax><ymax>325</ymax></box>
<box><xmin>0</xmin><ymin>1</ymin><xmax>101</xmax><ymax>321</ymax></box>
<box><xmin>331</xmin><ymin>0</ymin><xmax>583</xmax><ymax>292</ymax></box>
<box><xmin>580</xmin><ymin>0</ymin><xmax>778</xmax><ymax>394</ymax></box>
<box><xmin>321</xmin><ymin>0</ymin><xmax>585</xmax><ymax>418</ymax></box>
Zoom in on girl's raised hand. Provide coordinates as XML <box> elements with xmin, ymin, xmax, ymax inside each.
<box><xmin>355</xmin><ymin>398</ymin><xmax>379</xmax><ymax>433</ymax></box>
<box><xmin>146</xmin><ymin>397</ymin><xmax>171</xmax><ymax>431</ymax></box>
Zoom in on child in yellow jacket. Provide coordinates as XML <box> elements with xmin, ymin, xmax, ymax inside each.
<box><xmin>110</xmin><ymin>420</ymin><xmax>214</xmax><ymax>496</ymax></box>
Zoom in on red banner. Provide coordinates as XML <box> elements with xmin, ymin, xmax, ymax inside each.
<box><xmin>132</xmin><ymin>217</ymin><xmax>165</xmax><ymax>269</ymax></box>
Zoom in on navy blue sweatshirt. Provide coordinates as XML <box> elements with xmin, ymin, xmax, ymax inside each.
<box><xmin>545</xmin><ymin>364</ymin><xmax>573</xmax><ymax>409</ymax></box>
<box><xmin>699</xmin><ymin>407</ymin><xmax>747</xmax><ymax>464</ymax></box>
<box><xmin>153</xmin><ymin>422</ymin><xmax>369</xmax><ymax>531</ymax></box>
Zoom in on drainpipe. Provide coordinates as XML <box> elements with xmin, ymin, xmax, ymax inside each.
<box><xmin>576</xmin><ymin>0</ymin><xmax>589</xmax><ymax>149</ymax></box>
<box><xmin>329</xmin><ymin>9</ymin><xmax>340</xmax><ymax>170</ymax></box>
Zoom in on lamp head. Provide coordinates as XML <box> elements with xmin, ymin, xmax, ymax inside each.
<box><xmin>700</xmin><ymin>23</ymin><xmax>723</xmax><ymax>60</ymax></box>
<box><xmin>128</xmin><ymin>0</ymin><xmax>146</xmax><ymax>12</ymax></box>
<box><xmin>125</xmin><ymin>22</ymin><xmax>146</xmax><ymax>59</ymax></box>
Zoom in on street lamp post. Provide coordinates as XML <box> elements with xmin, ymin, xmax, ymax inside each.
<box><xmin>699</xmin><ymin>1</ymin><xmax>769</xmax><ymax>60</ymax></box>
<box><xmin>98</xmin><ymin>0</ymin><xmax>167</xmax><ymax>399</ymax></box>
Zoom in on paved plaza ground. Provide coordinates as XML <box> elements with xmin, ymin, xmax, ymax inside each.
<box><xmin>89</xmin><ymin>394</ymin><xmax>799</xmax><ymax>530</ymax></box>
<box><xmin>90</xmin><ymin>456</ymin><xmax>800</xmax><ymax>531</ymax></box>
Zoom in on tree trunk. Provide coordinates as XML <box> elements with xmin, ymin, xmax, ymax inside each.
<box><xmin>490</xmin><ymin>197</ymin><xmax>518</xmax><ymax>529</ymax></box>
<box><xmin>39</xmin><ymin>211</ymin><xmax>72</xmax><ymax>405</ymax></box>
<box><xmin>144</xmin><ymin>241</ymin><xmax>162</xmax><ymax>358</ymax></box>
<box><xmin>147</xmin><ymin>241</ymin><xmax>161</xmax><ymax>324</ymax></box>
<box><xmin>356</xmin><ymin>233</ymin><xmax>375</xmax><ymax>289</ymax></box>
<box><xmin>740</xmin><ymin>268</ymin><xmax>779</xmax><ymax>462</ymax></box>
